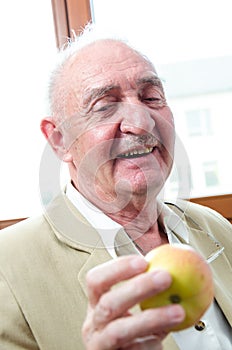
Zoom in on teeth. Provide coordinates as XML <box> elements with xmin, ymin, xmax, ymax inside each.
<box><xmin>145</xmin><ymin>147</ymin><xmax>153</xmax><ymax>153</ymax></box>
<box><xmin>119</xmin><ymin>147</ymin><xmax>153</xmax><ymax>158</ymax></box>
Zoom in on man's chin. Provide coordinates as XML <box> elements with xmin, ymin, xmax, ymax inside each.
<box><xmin>116</xmin><ymin>178</ymin><xmax>164</xmax><ymax>199</ymax></box>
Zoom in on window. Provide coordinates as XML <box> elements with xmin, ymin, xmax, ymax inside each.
<box><xmin>0</xmin><ymin>1</ymin><xmax>57</xmax><ymax>219</ymax></box>
<box><xmin>203</xmin><ymin>161</ymin><xmax>219</xmax><ymax>187</ymax></box>
<box><xmin>185</xmin><ymin>109</ymin><xmax>212</xmax><ymax>137</ymax></box>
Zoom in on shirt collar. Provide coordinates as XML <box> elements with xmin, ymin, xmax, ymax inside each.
<box><xmin>65</xmin><ymin>183</ymin><xmax>189</xmax><ymax>258</ymax></box>
<box><xmin>158</xmin><ymin>202</ymin><xmax>190</xmax><ymax>244</ymax></box>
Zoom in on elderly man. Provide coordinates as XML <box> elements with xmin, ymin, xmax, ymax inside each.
<box><xmin>0</xmin><ymin>26</ymin><xmax>231</xmax><ymax>349</ymax></box>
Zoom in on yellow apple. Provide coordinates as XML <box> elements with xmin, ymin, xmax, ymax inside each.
<box><xmin>140</xmin><ymin>244</ymin><xmax>214</xmax><ymax>331</ymax></box>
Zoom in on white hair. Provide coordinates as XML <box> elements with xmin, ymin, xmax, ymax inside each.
<box><xmin>57</xmin><ymin>22</ymin><xmax>129</xmax><ymax>66</ymax></box>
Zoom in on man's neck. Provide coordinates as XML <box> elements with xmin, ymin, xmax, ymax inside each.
<box><xmin>106</xmin><ymin>198</ymin><xmax>167</xmax><ymax>255</ymax></box>
<box><xmin>70</xmin><ymin>181</ymin><xmax>167</xmax><ymax>254</ymax></box>
<box><xmin>131</xmin><ymin>223</ymin><xmax>168</xmax><ymax>255</ymax></box>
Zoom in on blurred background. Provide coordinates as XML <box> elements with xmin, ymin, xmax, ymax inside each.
<box><xmin>1</xmin><ymin>0</ymin><xmax>231</xmax><ymax>222</ymax></box>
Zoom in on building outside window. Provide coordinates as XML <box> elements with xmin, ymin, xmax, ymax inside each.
<box><xmin>203</xmin><ymin>161</ymin><xmax>219</xmax><ymax>187</ymax></box>
<box><xmin>185</xmin><ymin>109</ymin><xmax>212</xmax><ymax>137</ymax></box>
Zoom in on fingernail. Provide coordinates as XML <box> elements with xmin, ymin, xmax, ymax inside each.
<box><xmin>151</xmin><ymin>270</ymin><xmax>172</xmax><ymax>288</ymax></box>
<box><xmin>130</xmin><ymin>257</ymin><xmax>147</xmax><ymax>272</ymax></box>
<box><xmin>167</xmin><ymin>304</ymin><xmax>185</xmax><ymax>322</ymax></box>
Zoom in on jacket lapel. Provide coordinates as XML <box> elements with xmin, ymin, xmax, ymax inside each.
<box><xmin>44</xmin><ymin>193</ymin><xmax>113</xmax><ymax>297</ymax></box>
<box><xmin>77</xmin><ymin>244</ymin><xmax>112</xmax><ymax>297</ymax></box>
<box><xmin>188</xmin><ymin>227</ymin><xmax>232</xmax><ymax>326</ymax></box>
<box><xmin>210</xmin><ymin>253</ymin><xmax>232</xmax><ymax>326</ymax></box>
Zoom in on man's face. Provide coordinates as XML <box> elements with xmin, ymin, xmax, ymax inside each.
<box><xmin>60</xmin><ymin>40</ymin><xmax>175</xmax><ymax>210</ymax></box>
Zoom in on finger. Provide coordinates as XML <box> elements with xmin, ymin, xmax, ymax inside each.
<box><xmin>122</xmin><ymin>336</ymin><xmax>163</xmax><ymax>350</ymax></box>
<box><xmin>87</xmin><ymin>304</ymin><xmax>185</xmax><ymax>349</ymax></box>
<box><xmin>86</xmin><ymin>255</ymin><xmax>148</xmax><ymax>306</ymax></box>
<box><xmin>93</xmin><ymin>270</ymin><xmax>172</xmax><ymax>328</ymax></box>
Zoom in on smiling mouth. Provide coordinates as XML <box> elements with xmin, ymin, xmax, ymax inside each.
<box><xmin>116</xmin><ymin>147</ymin><xmax>154</xmax><ymax>159</ymax></box>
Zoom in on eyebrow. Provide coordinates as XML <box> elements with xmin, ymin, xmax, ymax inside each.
<box><xmin>136</xmin><ymin>76</ymin><xmax>164</xmax><ymax>90</ymax></box>
<box><xmin>83</xmin><ymin>85</ymin><xmax>120</xmax><ymax>108</ymax></box>
<box><xmin>82</xmin><ymin>75</ymin><xmax>164</xmax><ymax>109</ymax></box>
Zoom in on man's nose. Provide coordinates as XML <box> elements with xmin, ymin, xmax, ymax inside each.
<box><xmin>119</xmin><ymin>103</ymin><xmax>155</xmax><ymax>135</ymax></box>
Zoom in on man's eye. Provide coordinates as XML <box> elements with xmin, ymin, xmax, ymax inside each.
<box><xmin>142</xmin><ymin>95</ymin><xmax>166</xmax><ymax>108</ymax></box>
<box><xmin>96</xmin><ymin>104</ymin><xmax>111</xmax><ymax>112</ymax></box>
<box><xmin>144</xmin><ymin>97</ymin><xmax>161</xmax><ymax>102</ymax></box>
<box><xmin>143</xmin><ymin>96</ymin><xmax>163</xmax><ymax>104</ymax></box>
<box><xmin>94</xmin><ymin>103</ymin><xmax>115</xmax><ymax>112</ymax></box>
<box><xmin>92</xmin><ymin>96</ymin><xmax>117</xmax><ymax>113</ymax></box>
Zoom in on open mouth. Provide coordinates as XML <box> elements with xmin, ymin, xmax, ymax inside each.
<box><xmin>116</xmin><ymin>147</ymin><xmax>154</xmax><ymax>159</ymax></box>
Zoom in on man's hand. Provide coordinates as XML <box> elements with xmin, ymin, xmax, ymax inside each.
<box><xmin>82</xmin><ymin>255</ymin><xmax>185</xmax><ymax>349</ymax></box>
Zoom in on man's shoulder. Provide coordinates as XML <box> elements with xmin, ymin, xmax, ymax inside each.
<box><xmin>166</xmin><ymin>199</ymin><xmax>232</xmax><ymax>253</ymax></box>
<box><xmin>0</xmin><ymin>214</ymin><xmax>55</xmax><ymax>267</ymax></box>
<box><xmin>0</xmin><ymin>214</ymin><xmax>49</xmax><ymax>242</ymax></box>
<box><xmin>0</xmin><ymin>192</ymin><xmax>69</xmax><ymax>251</ymax></box>
<box><xmin>176</xmin><ymin>199</ymin><xmax>231</xmax><ymax>228</ymax></box>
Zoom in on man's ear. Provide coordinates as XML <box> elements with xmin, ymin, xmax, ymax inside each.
<box><xmin>40</xmin><ymin>117</ymin><xmax>73</xmax><ymax>162</ymax></box>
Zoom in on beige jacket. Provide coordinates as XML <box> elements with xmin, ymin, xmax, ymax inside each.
<box><xmin>0</xmin><ymin>194</ymin><xmax>231</xmax><ymax>349</ymax></box>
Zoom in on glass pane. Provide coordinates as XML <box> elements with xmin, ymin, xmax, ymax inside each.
<box><xmin>0</xmin><ymin>1</ymin><xmax>57</xmax><ymax>219</ymax></box>
<box><xmin>92</xmin><ymin>0</ymin><xmax>232</xmax><ymax>199</ymax></box>
<box><xmin>203</xmin><ymin>161</ymin><xmax>219</xmax><ymax>187</ymax></box>
<box><xmin>185</xmin><ymin>109</ymin><xmax>212</xmax><ymax>137</ymax></box>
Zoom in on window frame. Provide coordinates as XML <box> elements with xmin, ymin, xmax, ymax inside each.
<box><xmin>51</xmin><ymin>0</ymin><xmax>92</xmax><ymax>48</ymax></box>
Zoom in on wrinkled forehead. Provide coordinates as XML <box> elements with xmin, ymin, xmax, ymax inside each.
<box><xmin>64</xmin><ymin>39</ymin><xmax>157</xmax><ymax>86</ymax></box>
<box><xmin>53</xmin><ymin>40</ymin><xmax>159</xmax><ymax>119</ymax></box>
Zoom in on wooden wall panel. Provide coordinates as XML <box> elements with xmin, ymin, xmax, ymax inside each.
<box><xmin>190</xmin><ymin>194</ymin><xmax>232</xmax><ymax>223</ymax></box>
<box><xmin>0</xmin><ymin>218</ymin><xmax>26</xmax><ymax>230</ymax></box>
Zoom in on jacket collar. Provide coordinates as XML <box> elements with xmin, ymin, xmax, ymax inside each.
<box><xmin>44</xmin><ymin>193</ymin><xmax>104</xmax><ymax>252</ymax></box>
